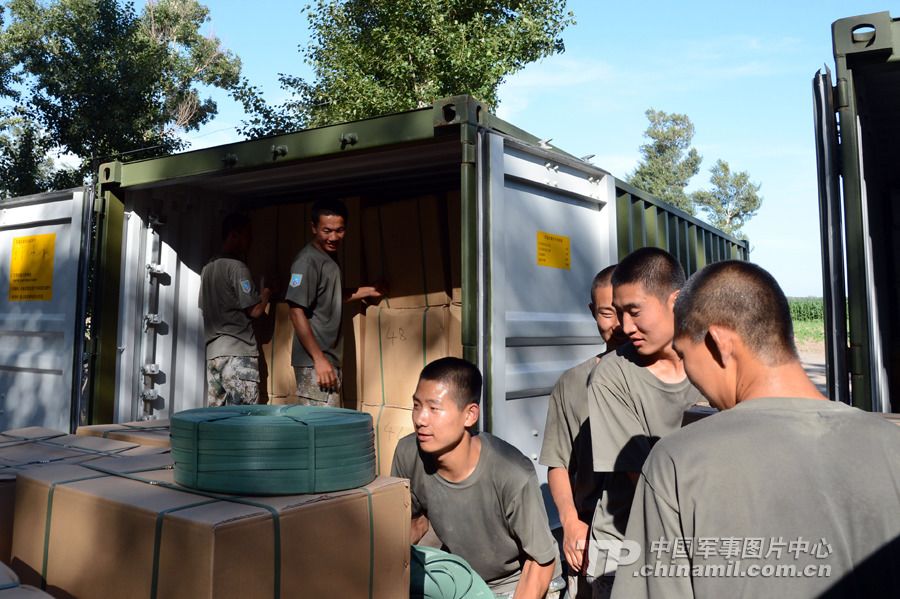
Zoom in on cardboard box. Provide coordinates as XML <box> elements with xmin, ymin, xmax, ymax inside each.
<box><xmin>361</xmin><ymin>405</ymin><xmax>414</xmax><ymax>477</ymax></box>
<box><xmin>362</xmin><ymin>305</ymin><xmax>449</xmax><ymax>408</ymax></box>
<box><xmin>259</xmin><ymin>302</ymin><xmax>298</xmax><ymax>400</ymax></box>
<box><xmin>11</xmin><ymin>456</ymin><xmax>410</xmax><ymax>599</ymax></box>
<box><xmin>353</xmin><ymin>312</ymin><xmax>367</xmax><ymax>410</ymax></box>
<box><xmin>0</xmin><ymin>430</ymin><xmax>168</xmax><ymax>566</ymax></box>
<box><xmin>75</xmin><ymin>420</ymin><xmax>171</xmax><ymax>449</ymax></box>
<box><xmin>362</xmin><ymin>196</ymin><xmax>451</xmax><ymax>309</ymax></box>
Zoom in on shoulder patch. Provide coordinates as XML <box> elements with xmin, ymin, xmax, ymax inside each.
<box><xmin>290</xmin><ymin>273</ymin><xmax>303</xmax><ymax>288</ymax></box>
<box><xmin>240</xmin><ymin>279</ymin><xmax>252</xmax><ymax>294</ymax></box>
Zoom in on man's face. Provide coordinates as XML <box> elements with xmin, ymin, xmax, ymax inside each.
<box><xmin>411</xmin><ymin>379</ymin><xmax>478</xmax><ymax>456</ymax></box>
<box><xmin>673</xmin><ymin>334</ymin><xmax>732</xmax><ymax>410</ymax></box>
<box><xmin>590</xmin><ymin>284</ymin><xmax>626</xmax><ymax>347</ymax></box>
<box><xmin>613</xmin><ymin>282</ymin><xmax>676</xmax><ymax>356</ymax></box>
<box><xmin>311</xmin><ymin>214</ymin><xmax>346</xmax><ymax>254</ymax></box>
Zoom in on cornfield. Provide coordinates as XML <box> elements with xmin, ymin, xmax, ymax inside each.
<box><xmin>788</xmin><ymin>298</ymin><xmax>824</xmax><ymax>322</ymax></box>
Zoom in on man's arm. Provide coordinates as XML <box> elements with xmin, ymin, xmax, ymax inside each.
<box><xmin>410</xmin><ymin>514</ymin><xmax>429</xmax><ymax>544</ymax></box>
<box><xmin>288</xmin><ymin>302</ymin><xmax>337</xmax><ymax>390</ymax></box>
<box><xmin>245</xmin><ymin>288</ymin><xmax>272</xmax><ymax>319</ymax></box>
<box><xmin>343</xmin><ymin>285</ymin><xmax>385</xmax><ymax>303</ymax></box>
<box><xmin>547</xmin><ymin>467</ymin><xmax>589</xmax><ymax>573</ymax></box>
<box><xmin>513</xmin><ymin>558</ymin><xmax>555</xmax><ymax>599</ymax></box>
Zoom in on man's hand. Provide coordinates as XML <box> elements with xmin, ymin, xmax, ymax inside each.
<box><xmin>345</xmin><ymin>284</ymin><xmax>387</xmax><ymax>303</ymax></box>
<box><xmin>562</xmin><ymin>517</ymin><xmax>591</xmax><ymax>573</ymax></box>
<box><xmin>314</xmin><ymin>356</ymin><xmax>338</xmax><ymax>391</ymax></box>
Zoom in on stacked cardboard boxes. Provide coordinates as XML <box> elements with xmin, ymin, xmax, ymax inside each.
<box><xmin>9</xmin><ymin>454</ymin><xmax>410</xmax><ymax>599</ymax></box>
<box><xmin>0</xmin><ymin>427</ymin><xmax>169</xmax><ymax>566</ymax></box>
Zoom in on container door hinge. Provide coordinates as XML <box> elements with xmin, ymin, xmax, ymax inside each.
<box><xmin>143</xmin><ymin>313</ymin><xmax>162</xmax><ymax>331</ymax></box>
<box><xmin>141</xmin><ymin>363</ymin><xmax>161</xmax><ymax>376</ymax></box>
<box><xmin>140</xmin><ymin>389</ymin><xmax>159</xmax><ymax>402</ymax></box>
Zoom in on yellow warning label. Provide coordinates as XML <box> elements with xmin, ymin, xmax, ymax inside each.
<box><xmin>8</xmin><ymin>233</ymin><xmax>56</xmax><ymax>302</ymax></box>
<box><xmin>536</xmin><ymin>231</ymin><xmax>571</xmax><ymax>270</ymax></box>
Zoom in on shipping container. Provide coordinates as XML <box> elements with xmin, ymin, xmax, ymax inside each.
<box><xmin>0</xmin><ymin>96</ymin><xmax>748</xmax><ymax>488</ymax></box>
<box><xmin>814</xmin><ymin>12</ymin><xmax>900</xmax><ymax>412</ymax></box>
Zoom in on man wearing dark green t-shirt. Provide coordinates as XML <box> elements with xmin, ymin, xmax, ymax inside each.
<box><xmin>285</xmin><ymin>199</ymin><xmax>382</xmax><ymax>406</ymax></box>
<box><xmin>586</xmin><ymin>248</ymin><xmax>701</xmax><ymax>596</ymax></box>
<box><xmin>392</xmin><ymin>357</ymin><xmax>562</xmax><ymax>598</ymax></box>
<box><xmin>540</xmin><ymin>264</ymin><xmax>627</xmax><ymax>599</ymax></box>
<box><xmin>613</xmin><ymin>261</ymin><xmax>900</xmax><ymax>598</ymax></box>
<box><xmin>199</xmin><ymin>213</ymin><xmax>271</xmax><ymax>406</ymax></box>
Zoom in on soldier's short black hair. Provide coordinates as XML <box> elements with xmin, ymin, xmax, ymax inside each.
<box><xmin>311</xmin><ymin>198</ymin><xmax>348</xmax><ymax>225</ymax></box>
<box><xmin>590</xmin><ymin>264</ymin><xmax>617</xmax><ymax>301</ymax></box>
<box><xmin>674</xmin><ymin>260</ymin><xmax>797</xmax><ymax>365</ymax></box>
<box><xmin>222</xmin><ymin>212</ymin><xmax>250</xmax><ymax>241</ymax></box>
<box><xmin>612</xmin><ymin>247</ymin><xmax>685</xmax><ymax>300</ymax></box>
<box><xmin>418</xmin><ymin>357</ymin><xmax>482</xmax><ymax>410</ymax></box>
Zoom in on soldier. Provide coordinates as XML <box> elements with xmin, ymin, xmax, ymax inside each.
<box><xmin>540</xmin><ymin>264</ymin><xmax>627</xmax><ymax>598</ymax></box>
<box><xmin>585</xmin><ymin>248</ymin><xmax>702</xmax><ymax>597</ymax></box>
<box><xmin>392</xmin><ymin>357</ymin><xmax>563</xmax><ymax>599</ymax></box>
<box><xmin>613</xmin><ymin>260</ymin><xmax>900</xmax><ymax>598</ymax></box>
<box><xmin>199</xmin><ymin>212</ymin><xmax>271</xmax><ymax>406</ymax></box>
<box><xmin>286</xmin><ymin>198</ymin><xmax>382</xmax><ymax>406</ymax></box>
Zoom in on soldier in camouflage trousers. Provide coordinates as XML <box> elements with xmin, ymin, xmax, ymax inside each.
<box><xmin>199</xmin><ymin>213</ymin><xmax>271</xmax><ymax>407</ymax></box>
<box><xmin>207</xmin><ymin>356</ymin><xmax>261</xmax><ymax>406</ymax></box>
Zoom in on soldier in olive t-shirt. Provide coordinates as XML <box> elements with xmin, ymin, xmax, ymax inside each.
<box><xmin>199</xmin><ymin>213</ymin><xmax>270</xmax><ymax>406</ymax></box>
<box><xmin>393</xmin><ymin>432</ymin><xmax>562</xmax><ymax>595</ymax></box>
<box><xmin>613</xmin><ymin>260</ymin><xmax>900</xmax><ymax>598</ymax></box>
<box><xmin>587</xmin><ymin>344</ymin><xmax>701</xmax><ymax>576</ymax></box>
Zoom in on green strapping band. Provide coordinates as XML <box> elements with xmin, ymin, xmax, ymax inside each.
<box><xmin>171</xmin><ymin>406</ymin><xmax>375</xmax><ymax>495</ymax></box>
<box><xmin>150</xmin><ymin>499</ymin><xmax>218</xmax><ymax>599</ymax></box>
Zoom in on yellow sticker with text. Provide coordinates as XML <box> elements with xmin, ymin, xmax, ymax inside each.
<box><xmin>536</xmin><ymin>231</ymin><xmax>570</xmax><ymax>270</ymax></box>
<box><xmin>8</xmin><ymin>233</ymin><xmax>56</xmax><ymax>302</ymax></box>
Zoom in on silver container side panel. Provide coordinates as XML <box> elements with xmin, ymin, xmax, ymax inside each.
<box><xmin>0</xmin><ymin>190</ymin><xmax>87</xmax><ymax>431</ymax></box>
<box><xmin>484</xmin><ymin>133</ymin><xmax>617</xmax><ymax>482</ymax></box>
<box><xmin>116</xmin><ymin>193</ymin><xmax>215</xmax><ymax>422</ymax></box>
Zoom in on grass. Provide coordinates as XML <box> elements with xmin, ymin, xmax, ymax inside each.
<box><xmin>793</xmin><ymin>318</ymin><xmax>825</xmax><ymax>346</ymax></box>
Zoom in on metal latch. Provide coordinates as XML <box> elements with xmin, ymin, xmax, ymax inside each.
<box><xmin>147</xmin><ymin>263</ymin><xmax>166</xmax><ymax>276</ymax></box>
<box><xmin>140</xmin><ymin>389</ymin><xmax>159</xmax><ymax>402</ymax></box>
<box><xmin>141</xmin><ymin>364</ymin><xmax>161</xmax><ymax>376</ymax></box>
<box><xmin>144</xmin><ymin>313</ymin><xmax>162</xmax><ymax>331</ymax></box>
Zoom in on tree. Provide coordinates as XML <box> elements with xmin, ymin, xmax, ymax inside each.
<box><xmin>1</xmin><ymin>0</ymin><xmax>240</xmax><ymax>182</ymax></box>
<box><xmin>692</xmin><ymin>159</ymin><xmax>762</xmax><ymax>238</ymax></box>
<box><xmin>236</xmin><ymin>0</ymin><xmax>574</xmax><ymax>136</ymax></box>
<box><xmin>627</xmin><ymin>109</ymin><xmax>702</xmax><ymax>213</ymax></box>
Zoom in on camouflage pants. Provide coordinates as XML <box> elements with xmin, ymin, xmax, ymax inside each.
<box><xmin>294</xmin><ymin>366</ymin><xmax>342</xmax><ymax>407</ymax></box>
<box><xmin>206</xmin><ymin>356</ymin><xmax>260</xmax><ymax>407</ymax></box>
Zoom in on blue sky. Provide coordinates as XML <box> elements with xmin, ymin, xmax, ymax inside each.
<box><xmin>188</xmin><ymin>1</ymin><xmax>899</xmax><ymax>296</ymax></box>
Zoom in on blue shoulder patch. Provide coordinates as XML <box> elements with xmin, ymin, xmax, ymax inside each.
<box><xmin>240</xmin><ymin>279</ymin><xmax>252</xmax><ymax>294</ymax></box>
<box><xmin>290</xmin><ymin>273</ymin><xmax>303</xmax><ymax>288</ymax></box>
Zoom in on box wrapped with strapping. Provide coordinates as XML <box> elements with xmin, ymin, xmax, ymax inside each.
<box><xmin>10</xmin><ymin>454</ymin><xmax>410</xmax><ymax>599</ymax></box>
<box><xmin>75</xmin><ymin>419</ymin><xmax>171</xmax><ymax>449</ymax></box>
<box><xmin>1</xmin><ymin>427</ymin><xmax>168</xmax><ymax>566</ymax></box>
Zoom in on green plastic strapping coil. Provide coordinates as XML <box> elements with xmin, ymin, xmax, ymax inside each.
<box><xmin>171</xmin><ymin>405</ymin><xmax>376</xmax><ymax>495</ymax></box>
<box><xmin>410</xmin><ymin>545</ymin><xmax>495</xmax><ymax>599</ymax></box>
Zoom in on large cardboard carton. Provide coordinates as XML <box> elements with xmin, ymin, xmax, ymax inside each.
<box><xmin>353</xmin><ymin>312</ymin><xmax>367</xmax><ymax>410</ymax></box>
<box><xmin>361</xmin><ymin>405</ymin><xmax>414</xmax><ymax>477</ymax></box>
<box><xmin>362</xmin><ymin>305</ymin><xmax>449</xmax><ymax>408</ymax></box>
<box><xmin>259</xmin><ymin>302</ymin><xmax>297</xmax><ymax>401</ymax></box>
<box><xmin>0</xmin><ymin>430</ymin><xmax>168</xmax><ymax>566</ymax></box>
<box><xmin>10</xmin><ymin>455</ymin><xmax>409</xmax><ymax>599</ymax></box>
<box><xmin>75</xmin><ymin>419</ymin><xmax>171</xmax><ymax>449</ymax></box>
<box><xmin>362</xmin><ymin>196</ymin><xmax>451</xmax><ymax>309</ymax></box>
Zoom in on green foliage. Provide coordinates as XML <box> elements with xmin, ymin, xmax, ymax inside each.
<box><xmin>692</xmin><ymin>159</ymin><xmax>762</xmax><ymax>238</ymax></box>
<box><xmin>788</xmin><ymin>297</ymin><xmax>824</xmax><ymax>322</ymax></box>
<box><xmin>0</xmin><ymin>0</ymin><xmax>241</xmax><ymax>188</ymax></box>
<box><xmin>235</xmin><ymin>0</ymin><xmax>574</xmax><ymax>136</ymax></box>
<box><xmin>627</xmin><ymin>109</ymin><xmax>702</xmax><ymax>214</ymax></box>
